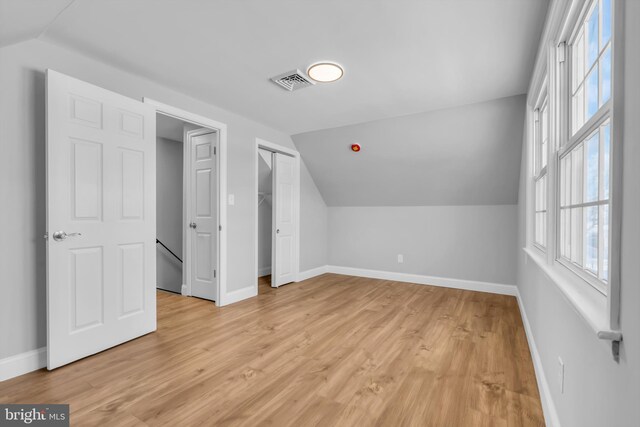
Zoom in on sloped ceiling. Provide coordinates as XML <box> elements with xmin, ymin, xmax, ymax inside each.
<box><xmin>292</xmin><ymin>95</ymin><xmax>526</xmax><ymax>206</ymax></box>
<box><xmin>1</xmin><ymin>1</ymin><xmax>546</xmax><ymax>207</ymax></box>
<box><xmin>258</xmin><ymin>150</ymin><xmax>273</xmax><ymax>194</ymax></box>
<box><xmin>1</xmin><ymin>0</ymin><xmax>547</xmax><ymax>135</ymax></box>
<box><xmin>0</xmin><ymin>0</ymin><xmax>73</xmax><ymax>48</ymax></box>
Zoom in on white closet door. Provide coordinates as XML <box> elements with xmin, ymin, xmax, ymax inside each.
<box><xmin>189</xmin><ymin>131</ymin><xmax>218</xmax><ymax>301</ymax></box>
<box><xmin>272</xmin><ymin>153</ymin><xmax>296</xmax><ymax>287</ymax></box>
<box><xmin>46</xmin><ymin>70</ymin><xmax>156</xmax><ymax>369</ymax></box>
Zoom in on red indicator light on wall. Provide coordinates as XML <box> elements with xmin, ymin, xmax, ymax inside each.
<box><xmin>351</xmin><ymin>143</ymin><xmax>361</xmax><ymax>152</ymax></box>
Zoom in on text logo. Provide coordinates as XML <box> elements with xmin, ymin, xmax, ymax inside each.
<box><xmin>0</xmin><ymin>405</ymin><xmax>69</xmax><ymax>426</ymax></box>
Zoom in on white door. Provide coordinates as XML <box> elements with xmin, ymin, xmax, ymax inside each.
<box><xmin>272</xmin><ymin>153</ymin><xmax>296</xmax><ymax>287</ymax></box>
<box><xmin>46</xmin><ymin>70</ymin><xmax>156</xmax><ymax>369</ymax></box>
<box><xmin>188</xmin><ymin>130</ymin><xmax>218</xmax><ymax>301</ymax></box>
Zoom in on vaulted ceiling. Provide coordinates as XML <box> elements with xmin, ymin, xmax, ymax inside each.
<box><xmin>293</xmin><ymin>95</ymin><xmax>526</xmax><ymax>206</ymax></box>
<box><xmin>1</xmin><ymin>0</ymin><xmax>547</xmax><ymax>135</ymax></box>
<box><xmin>1</xmin><ymin>0</ymin><xmax>548</xmax><ymax>206</ymax></box>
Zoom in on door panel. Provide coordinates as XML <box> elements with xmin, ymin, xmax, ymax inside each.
<box><xmin>119</xmin><ymin>149</ymin><xmax>145</xmax><ymax>219</ymax></box>
<box><xmin>71</xmin><ymin>139</ymin><xmax>102</xmax><ymax>219</ymax></box>
<box><xmin>272</xmin><ymin>153</ymin><xmax>296</xmax><ymax>287</ymax></box>
<box><xmin>196</xmin><ymin>169</ymin><xmax>212</xmax><ymax>216</ymax></box>
<box><xmin>118</xmin><ymin>243</ymin><xmax>145</xmax><ymax>317</ymax></box>
<box><xmin>196</xmin><ymin>233</ymin><xmax>213</xmax><ymax>281</ymax></box>
<box><xmin>69</xmin><ymin>247</ymin><xmax>104</xmax><ymax>331</ymax></box>
<box><xmin>189</xmin><ymin>131</ymin><xmax>217</xmax><ymax>301</ymax></box>
<box><xmin>46</xmin><ymin>70</ymin><xmax>156</xmax><ymax>369</ymax></box>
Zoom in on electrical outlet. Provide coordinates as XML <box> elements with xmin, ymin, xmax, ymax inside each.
<box><xmin>397</xmin><ymin>254</ymin><xmax>404</xmax><ymax>264</ymax></box>
<box><xmin>558</xmin><ymin>357</ymin><xmax>565</xmax><ymax>393</ymax></box>
<box><xmin>228</xmin><ymin>194</ymin><xmax>235</xmax><ymax>206</ymax></box>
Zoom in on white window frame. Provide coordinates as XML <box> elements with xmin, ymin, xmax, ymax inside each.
<box><xmin>555</xmin><ymin>0</ymin><xmax>614</xmax><ymax>294</ymax></box>
<box><xmin>533</xmin><ymin>88</ymin><xmax>549</xmax><ymax>251</ymax></box>
<box><xmin>558</xmin><ymin>0</ymin><xmax>621</xmax><ymax>315</ymax></box>
<box><xmin>557</xmin><ymin>122</ymin><xmax>610</xmax><ymax>294</ymax></box>
<box><xmin>524</xmin><ymin>0</ymin><xmax>623</xmax><ymax>353</ymax></box>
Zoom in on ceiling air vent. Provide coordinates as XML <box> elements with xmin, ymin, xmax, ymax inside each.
<box><xmin>270</xmin><ymin>69</ymin><xmax>315</xmax><ymax>92</ymax></box>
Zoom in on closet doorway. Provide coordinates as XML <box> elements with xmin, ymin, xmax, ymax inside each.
<box><xmin>153</xmin><ymin>103</ymin><xmax>226</xmax><ymax>303</ymax></box>
<box><xmin>255</xmin><ymin>139</ymin><xmax>301</xmax><ymax>293</ymax></box>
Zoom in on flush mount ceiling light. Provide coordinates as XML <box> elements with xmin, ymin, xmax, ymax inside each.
<box><xmin>307</xmin><ymin>62</ymin><xmax>344</xmax><ymax>83</ymax></box>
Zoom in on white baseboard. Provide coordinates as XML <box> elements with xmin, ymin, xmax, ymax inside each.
<box><xmin>516</xmin><ymin>289</ymin><xmax>561</xmax><ymax>427</ymax></box>
<box><xmin>297</xmin><ymin>265</ymin><xmax>329</xmax><ymax>282</ymax></box>
<box><xmin>326</xmin><ymin>265</ymin><xmax>517</xmax><ymax>296</ymax></box>
<box><xmin>258</xmin><ymin>266</ymin><xmax>271</xmax><ymax>277</ymax></box>
<box><xmin>0</xmin><ymin>347</ymin><xmax>46</xmax><ymax>382</ymax></box>
<box><xmin>220</xmin><ymin>286</ymin><xmax>257</xmax><ymax>306</ymax></box>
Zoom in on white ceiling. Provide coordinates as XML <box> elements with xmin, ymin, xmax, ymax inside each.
<box><xmin>292</xmin><ymin>95</ymin><xmax>526</xmax><ymax>206</ymax></box>
<box><xmin>156</xmin><ymin>114</ymin><xmax>185</xmax><ymax>142</ymax></box>
<box><xmin>0</xmin><ymin>0</ymin><xmax>73</xmax><ymax>48</ymax></box>
<box><xmin>1</xmin><ymin>0</ymin><xmax>548</xmax><ymax>135</ymax></box>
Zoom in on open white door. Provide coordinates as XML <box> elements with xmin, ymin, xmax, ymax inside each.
<box><xmin>272</xmin><ymin>153</ymin><xmax>296</xmax><ymax>287</ymax></box>
<box><xmin>46</xmin><ymin>70</ymin><xmax>156</xmax><ymax>369</ymax></box>
<box><xmin>187</xmin><ymin>130</ymin><xmax>218</xmax><ymax>301</ymax></box>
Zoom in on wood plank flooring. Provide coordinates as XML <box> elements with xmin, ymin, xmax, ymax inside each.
<box><xmin>258</xmin><ymin>274</ymin><xmax>272</xmax><ymax>293</ymax></box>
<box><xmin>0</xmin><ymin>274</ymin><xmax>544</xmax><ymax>426</ymax></box>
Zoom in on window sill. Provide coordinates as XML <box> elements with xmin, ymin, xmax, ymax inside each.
<box><xmin>522</xmin><ymin>247</ymin><xmax>621</xmax><ymax>341</ymax></box>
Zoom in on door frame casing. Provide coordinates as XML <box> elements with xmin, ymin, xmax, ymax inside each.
<box><xmin>144</xmin><ymin>98</ymin><xmax>228</xmax><ymax>306</ymax></box>
<box><xmin>254</xmin><ymin>138</ymin><xmax>301</xmax><ymax>292</ymax></box>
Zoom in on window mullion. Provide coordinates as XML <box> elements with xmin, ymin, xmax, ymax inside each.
<box><xmin>561</xmin><ymin>103</ymin><xmax>612</xmax><ymax>155</ymax></box>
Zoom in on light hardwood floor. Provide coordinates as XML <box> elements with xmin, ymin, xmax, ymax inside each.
<box><xmin>258</xmin><ymin>274</ymin><xmax>272</xmax><ymax>293</ymax></box>
<box><xmin>0</xmin><ymin>274</ymin><xmax>544</xmax><ymax>426</ymax></box>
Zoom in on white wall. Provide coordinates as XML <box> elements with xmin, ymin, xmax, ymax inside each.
<box><xmin>156</xmin><ymin>137</ymin><xmax>183</xmax><ymax>293</ymax></box>
<box><xmin>257</xmin><ymin>201</ymin><xmax>272</xmax><ymax>276</ymax></box>
<box><xmin>300</xmin><ymin>160</ymin><xmax>328</xmax><ymax>272</ymax></box>
<box><xmin>515</xmin><ymin>2</ymin><xmax>640</xmax><ymax>426</ymax></box>
<box><xmin>0</xmin><ymin>38</ymin><xmax>328</xmax><ymax>359</ymax></box>
<box><xmin>328</xmin><ymin>205</ymin><xmax>518</xmax><ymax>285</ymax></box>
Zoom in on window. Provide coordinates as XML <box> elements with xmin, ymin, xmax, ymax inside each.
<box><xmin>571</xmin><ymin>0</ymin><xmax>611</xmax><ymax>134</ymax></box>
<box><xmin>525</xmin><ymin>0</ymin><xmax>621</xmax><ymax>347</ymax></box>
<box><xmin>534</xmin><ymin>98</ymin><xmax>549</xmax><ymax>248</ymax></box>
<box><xmin>558</xmin><ymin>0</ymin><xmax>613</xmax><ymax>293</ymax></box>
<box><xmin>559</xmin><ymin>122</ymin><xmax>610</xmax><ymax>290</ymax></box>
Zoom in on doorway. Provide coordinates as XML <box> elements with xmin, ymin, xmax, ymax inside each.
<box><xmin>145</xmin><ymin>99</ymin><xmax>228</xmax><ymax>306</ymax></box>
<box><xmin>155</xmin><ymin>115</ymin><xmax>219</xmax><ymax>302</ymax></box>
<box><xmin>255</xmin><ymin>138</ymin><xmax>301</xmax><ymax>293</ymax></box>
<box><xmin>257</xmin><ymin>148</ymin><xmax>273</xmax><ymax>291</ymax></box>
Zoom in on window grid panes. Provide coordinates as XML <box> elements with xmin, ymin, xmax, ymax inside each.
<box><xmin>559</xmin><ymin>121</ymin><xmax>611</xmax><ymax>290</ymax></box>
<box><xmin>535</xmin><ymin>175</ymin><xmax>547</xmax><ymax>247</ymax></box>
<box><xmin>534</xmin><ymin>100</ymin><xmax>549</xmax><ymax>248</ymax></box>
<box><xmin>560</xmin><ymin>0</ymin><xmax>612</xmax><ymax>293</ymax></box>
<box><xmin>571</xmin><ymin>0</ymin><xmax>612</xmax><ymax>135</ymax></box>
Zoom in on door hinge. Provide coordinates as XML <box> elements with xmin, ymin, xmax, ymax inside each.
<box><xmin>557</xmin><ymin>42</ymin><xmax>566</xmax><ymax>63</ymax></box>
<box><xmin>214</xmin><ymin>269</ymin><xmax>216</xmax><ymax>278</ymax></box>
<box><xmin>214</xmin><ymin>147</ymin><xmax>216</xmax><ymax>155</ymax></box>
<box><xmin>219</xmin><ymin>225</ymin><xmax>222</xmax><ymax>231</ymax></box>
